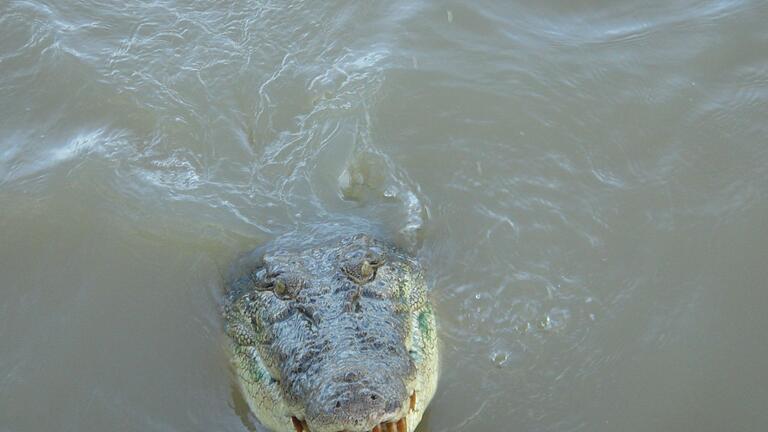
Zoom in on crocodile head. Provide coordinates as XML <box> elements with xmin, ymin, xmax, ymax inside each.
<box><xmin>224</xmin><ymin>234</ymin><xmax>438</xmax><ymax>432</ymax></box>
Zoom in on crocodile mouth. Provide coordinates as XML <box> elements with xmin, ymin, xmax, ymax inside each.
<box><xmin>290</xmin><ymin>391</ymin><xmax>417</xmax><ymax>432</ymax></box>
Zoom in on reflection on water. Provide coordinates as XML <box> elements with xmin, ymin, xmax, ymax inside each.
<box><xmin>2</xmin><ymin>0</ymin><xmax>768</xmax><ymax>431</ymax></box>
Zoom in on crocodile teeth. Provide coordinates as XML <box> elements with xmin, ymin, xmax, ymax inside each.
<box><xmin>397</xmin><ymin>418</ymin><xmax>407</xmax><ymax>432</ymax></box>
<box><xmin>291</xmin><ymin>417</ymin><xmax>303</xmax><ymax>432</ymax></box>
<box><xmin>409</xmin><ymin>391</ymin><xmax>416</xmax><ymax>412</ymax></box>
<box><xmin>289</xmin><ymin>416</ymin><xmax>313</xmax><ymax>432</ymax></box>
<box><xmin>294</xmin><ymin>416</ymin><xmax>409</xmax><ymax>432</ymax></box>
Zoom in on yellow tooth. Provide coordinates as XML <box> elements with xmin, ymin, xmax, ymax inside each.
<box><xmin>387</xmin><ymin>422</ymin><xmax>396</xmax><ymax>432</ymax></box>
<box><xmin>397</xmin><ymin>418</ymin><xmax>406</xmax><ymax>432</ymax></box>
<box><xmin>291</xmin><ymin>417</ymin><xmax>303</xmax><ymax>432</ymax></box>
<box><xmin>409</xmin><ymin>392</ymin><xmax>416</xmax><ymax>412</ymax></box>
<box><xmin>372</xmin><ymin>426</ymin><xmax>381</xmax><ymax>432</ymax></box>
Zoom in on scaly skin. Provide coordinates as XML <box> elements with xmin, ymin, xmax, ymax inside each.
<box><xmin>224</xmin><ymin>234</ymin><xmax>438</xmax><ymax>432</ymax></box>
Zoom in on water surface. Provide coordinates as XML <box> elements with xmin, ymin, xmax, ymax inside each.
<box><xmin>2</xmin><ymin>1</ymin><xmax>768</xmax><ymax>431</ymax></box>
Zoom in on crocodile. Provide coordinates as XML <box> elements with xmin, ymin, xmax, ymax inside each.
<box><xmin>223</xmin><ymin>233</ymin><xmax>438</xmax><ymax>432</ymax></box>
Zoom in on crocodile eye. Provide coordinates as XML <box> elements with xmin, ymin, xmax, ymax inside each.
<box><xmin>342</xmin><ymin>260</ymin><xmax>377</xmax><ymax>285</ymax></box>
<box><xmin>341</xmin><ymin>246</ymin><xmax>386</xmax><ymax>285</ymax></box>
<box><xmin>267</xmin><ymin>274</ymin><xmax>305</xmax><ymax>300</ymax></box>
<box><xmin>360</xmin><ymin>261</ymin><xmax>374</xmax><ymax>278</ymax></box>
<box><xmin>273</xmin><ymin>279</ymin><xmax>288</xmax><ymax>297</ymax></box>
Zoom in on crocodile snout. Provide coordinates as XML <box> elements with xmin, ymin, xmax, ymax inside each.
<box><xmin>304</xmin><ymin>369</ymin><xmax>407</xmax><ymax>432</ymax></box>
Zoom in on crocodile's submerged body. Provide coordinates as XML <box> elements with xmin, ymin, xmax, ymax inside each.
<box><xmin>223</xmin><ymin>234</ymin><xmax>438</xmax><ymax>432</ymax></box>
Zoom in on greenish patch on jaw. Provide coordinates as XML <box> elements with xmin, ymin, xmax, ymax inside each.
<box><xmin>236</xmin><ymin>346</ymin><xmax>267</xmax><ymax>383</ymax></box>
<box><xmin>417</xmin><ymin>307</ymin><xmax>434</xmax><ymax>341</ymax></box>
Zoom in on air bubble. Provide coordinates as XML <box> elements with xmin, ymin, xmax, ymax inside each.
<box><xmin>491</xmin><ymin>350</ymin><xmax>510</xmax><ymax>368</ymax></box>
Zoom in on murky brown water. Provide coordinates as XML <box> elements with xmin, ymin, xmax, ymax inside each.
<box><xmin>2</xmin><ymin>1</ymin><xmax>768</xmax><ymax>431</ymax></box>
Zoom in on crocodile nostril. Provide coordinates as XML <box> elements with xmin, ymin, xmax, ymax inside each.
<box><xmin>370</xmin><ymin>394</ymin><xmax>377</xmax><ymax>400</ymax></box>
<box><xmin>335</xmin><ymin>400</ymin><xmax>341</xmax><ymax>409</ymax></box>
